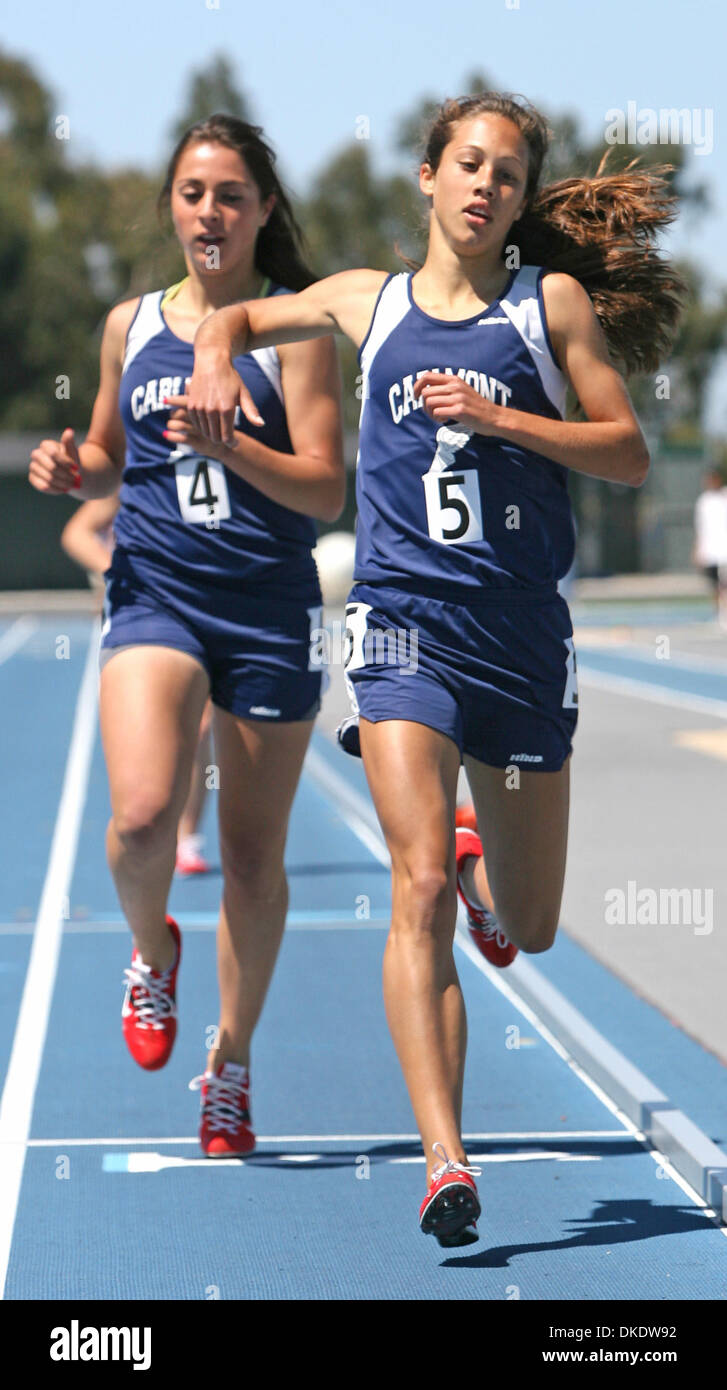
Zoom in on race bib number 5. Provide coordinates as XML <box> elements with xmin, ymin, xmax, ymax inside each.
<box><xmin>422</xmin><ymin>425</ymin><xmax>483</xmax><ymax>545</ymax></box>
<box><xmin>174</xmin><ymin>455</ymin><xmax>231</xmax><ymax>525</ymax></box>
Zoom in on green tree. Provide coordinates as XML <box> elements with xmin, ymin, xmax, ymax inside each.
<box><xmin>0</xmin><ymin>51</ymin><xmax>257</xmax><ymax>429</ymax></box>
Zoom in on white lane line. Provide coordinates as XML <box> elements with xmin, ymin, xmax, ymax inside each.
<box><xmin>104</xmin><ymin>1149</ymin><xmax>603</xmax><ymax>1173</ymax></box>
<box><xmin>578</xmin><ymin>667</ymin><xmax>727</xmax><ymax>719</ymax></box>
<box><xmin>390</xmin><ymin>1152</ymin><xmax>601</xmax><ymax>1165</ymax></box>
<box><xmin>303</xmin><ymin>747</ymin><xmax>391</xmax><ymax>868</ymax></box>
<box><xmin>582</xmin><ymin>641</ymin><xmax>727</xmax><ymax>676</ymax></box>
<box><xmin>67</xmin><ymin>920</ymin><xmax>389</xmax><ymax>934</ymax></box>
<box><xmin>106</xmin><ymin>1153</ymin><xmax>243</xmax><ymax>1173</ymax></box>
<box><xmin>0</xmin><ymin>617</ymin><xmax>39</xmax><ymax>666</ymax></box>
<box><xmin>25</xmin><ymin>1129</ymin><xmax>624</xmax><ymax>1147</ymax></box>
<box><xmin>0</xmin><ymin>920</ymin><xmax>390</xmax><ymax>935</ymax></box>
<box><xmin>0</xmin><ymin>620</ymin><xmax>100</xmax><ymax>1297</ymax></box>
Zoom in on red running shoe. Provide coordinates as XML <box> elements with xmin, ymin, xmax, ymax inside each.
<box><xmin>455</xmin><ymin>826</ymin><xmax>518</xmax><ymax>968</ymax></box>
<box><xmin>419</xmin><ymin>1143</ymin><xmax>482</xmax><ymax>1247</ymax></box>
<box><xmin>121</xmin><ymin>916</ymin><xmax>181</xmax><ymax>1071</ymax></box>
<box><xmin>175</xmin><ymin>834</ymin><xmax>210</xmax><ymax>876</ymax></box>
<box><xmin>189</xmin><ymin>1061</ymin><xmax>256</xmax><ymax>1157</ymax></box>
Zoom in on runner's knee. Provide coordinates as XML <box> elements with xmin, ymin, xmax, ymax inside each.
<box><xmin>391</xmin><ymin>863</ymin><xmax>455</xmax><ymax>937</ymax></box>
<box><xmin>111</xmin><ymin>798</ymin><xmax>177</xmax><ymax>853</ymax></box>
<box><xmin>218</xmin><ymin>830</ymin><xmax>286</xmax><ymax>898</ymax></box>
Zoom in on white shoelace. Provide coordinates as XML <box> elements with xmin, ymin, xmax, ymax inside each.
<box><xmin>475</xmin><ymin>914</ymin><xmax>511</xmax><ymax>951</ymax></box>
<box><xmin>188</xmin><ymin>1070</ymin><xmax>250</xmax><ymax>1133</ymax></box>
<box><xmin>430</xmin><ymin>1142</ymin><xmax>482</xmax><ymax>1185</ymax></box>
<box><xmin>122</xmin><ymin>960</ymin><xmax>175</xmax><ymax>1031</ymax></box>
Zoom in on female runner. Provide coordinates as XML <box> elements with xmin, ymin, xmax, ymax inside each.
<box><xmin>174</xmin><ymin>92</ymin><xmax>683</xmax><ymax>1240</ymax></box>
<box><xmin>29</xmin><ymin>115</ymin><xmax>344</xmax><ymax>1156</ymax></box>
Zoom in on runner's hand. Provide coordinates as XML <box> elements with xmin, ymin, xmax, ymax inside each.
<box><xmin>163</xmin><ymin>408</ymin><xmax>227</xmax><ymax>459</ymax></box>
<box><xmin>29</xmin><ymin>428</ymin><xmax>82</xmax><ymax>494</ymax></box>
<box><xmin>164</xmin><ymin>356</ymin><xmax>264</xmax><ymax>447</ymax></box>
<box><xmin>413</xmin><ymin>373</ymin><xmax>499</xmax><ymax>434</ymax></box>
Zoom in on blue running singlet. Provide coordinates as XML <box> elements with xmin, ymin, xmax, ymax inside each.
<box><xmin>338</xmin><ymin>264</ymin><xmax>579</xmax><ymax>768</ymax></box>
<box><xmin>114</xmin><ymin>280</ymin><xmax>319</xmax><ymax>599</ymax></box>
<box><xmin>354</xmin><ymin>264</ymin><xmax>575</xmax><ymax>597</ymax></box>
<box><xmin>100</xmin><ymin>280</ymin><xmax>326</xmax><ymax>722</ymax></box>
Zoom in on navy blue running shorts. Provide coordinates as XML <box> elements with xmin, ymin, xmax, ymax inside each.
<box><xmin>99</xmin><ymin>563</ymin><xmax>326</xmax><ymax>723</ymax></box>
<box><xmin>340</xmin><ymin>582</ymin><xmax>578</xmax><ymax>772</ymax></box>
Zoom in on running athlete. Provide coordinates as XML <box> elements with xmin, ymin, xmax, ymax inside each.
<box><xmin>60</xmin><ymin>494</ymin><xmax>215</xmax><ymax>874</ymax></box>
<box><xmin>175</xmin><ymin>93</ymin><xmax>684</xmax><ymax>1240</ymax></box>
<box><xmin>29</xmin><ymin>115</ymin><xmax>344</xmax><ymax>1156</ymax></box>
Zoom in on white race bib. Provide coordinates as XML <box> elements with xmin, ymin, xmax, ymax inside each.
<box><xmin>423</xmin><ymin>469</ymin><xmax>483</xmax><ymax>544</ymax></box>
<box><xmin>174</xmin><ymin>455</ymin><xmax>231</xmax><ymax>525</ymax></box>
<box><xmin>422</xmin><ymin>425</ymin><xmax>483</xmax><ymax>545</ymax></box>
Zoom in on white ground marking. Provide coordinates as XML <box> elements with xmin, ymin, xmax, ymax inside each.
<box><xmin>25</xmin><ymin>1129</ymin><xmax>623</xmax><ymax>1147</ymax></box>
<box><xmin>390</xmin><ymin>1152</ymin><xmax>600</xmax><ymax>1165</ymax></box>
<box><xmin>0</xmin><ymin>617</ymin><xmax>39</xmax><ymax>665</ymax></box>
<box><xmin>576</xmin><ymin>634</ymin><xmax>727</xmax><ymax>675</ymax></box>
<box><xmin>578</xmin><ymin>667</ymin><xmax>727</xmax><ymax>718</ymax></box>
<box><xmin>0</xmin><ymin>621</ymin><xmax>100</xmax><ymax>1296</ymax></box>
<box><xmin>105</xmin><ymin>1149</ymin><xmax>603</xmax><ymax>1173</ymax></box>
<box><xmin>303</xmin><ymin>746</ymin><xmax>391</xmax><ymax>867</ymax></box>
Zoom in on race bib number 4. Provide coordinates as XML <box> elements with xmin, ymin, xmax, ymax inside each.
<box><xmin>174</xmin><ymin>455</ymin><xmax>231</xmax><ymax>525</ymax></box>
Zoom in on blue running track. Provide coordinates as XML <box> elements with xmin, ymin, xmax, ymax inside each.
<box><xmin>0</xmin><ymin>613</ymin><xmax>726</xmax><ymax>1302</ymax></box>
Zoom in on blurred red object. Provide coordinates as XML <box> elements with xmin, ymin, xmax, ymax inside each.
<box><xmin>455</xmin><ymin>804</ymin><xmax>478</xmax><ymax>831</ymax></box>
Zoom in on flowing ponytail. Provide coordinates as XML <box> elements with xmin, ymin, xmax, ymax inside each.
<box><xmin>158</xmin><ymin>114</ymin><xmax>316</xmax><ymax>291</ymax></box>
<box><xmin>404</xmin><ymin>93</ymin><xmax>687</xmax><ymax>375</ymax></box>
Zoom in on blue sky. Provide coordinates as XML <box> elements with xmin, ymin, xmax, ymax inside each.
<box><xmin>5</xmin><ymin>0</ymin><xmax>726</xmax><ymax>430</ymax></box>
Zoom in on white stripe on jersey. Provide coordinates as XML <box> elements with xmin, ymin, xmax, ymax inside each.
<box><xmin>499</xmin><ymin>266</ymin><xmax>566</xmax><ymax>417</ymax></box>
<box><xmin>122</xmin><ymin>293</ymin><xmax>165</xmax><ymax>376</ymax></box>
<box><xmin>122</xmin><ymin>291</ymin><xmax>284</xmax><ymax>403</ymax></box>
<box><xmin>249</xmin><ymin>346</ymin><xmax>284</xmax><ymax>405</ymax></box>
<box><xmin>359</xmin><ymin>275</ymin><xmax>410</xmax><ymax>410</ymax></box>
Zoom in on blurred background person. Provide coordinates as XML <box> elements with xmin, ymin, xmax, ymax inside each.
<box><xmin>692</xmin><ymin>467</ymin><xmax>727</xmax><ymax>629</ymax></box>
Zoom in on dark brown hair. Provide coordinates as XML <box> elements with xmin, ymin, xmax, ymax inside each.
<box><xmin>403</xmin><ymin>93</ymin><xmax>687</xmax><ymax>375</ymax></box>
<box><xmin>157</xmin><ymin>114</ymin><xmax>316</xmax><ymax>291</ymax></box>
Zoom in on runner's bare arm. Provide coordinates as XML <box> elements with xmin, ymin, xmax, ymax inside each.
<box><xmin>496</xmin><ymin>273</ymin><xmax>649</xmax><ymax>485</ymax></box>
<box><xmin>76</xmin><ymin>301</ymin><xmax>138</xmax><ymax>498</ymax></box>
<box><xmin>29</xmin><ymin>300</ymin><xmax>137</xmax><ymax>499</ymax></box>
<box><xmin>167</xmin><ymin>270</ymin><xmax>387</xmax><ymax>445</ymax></box>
